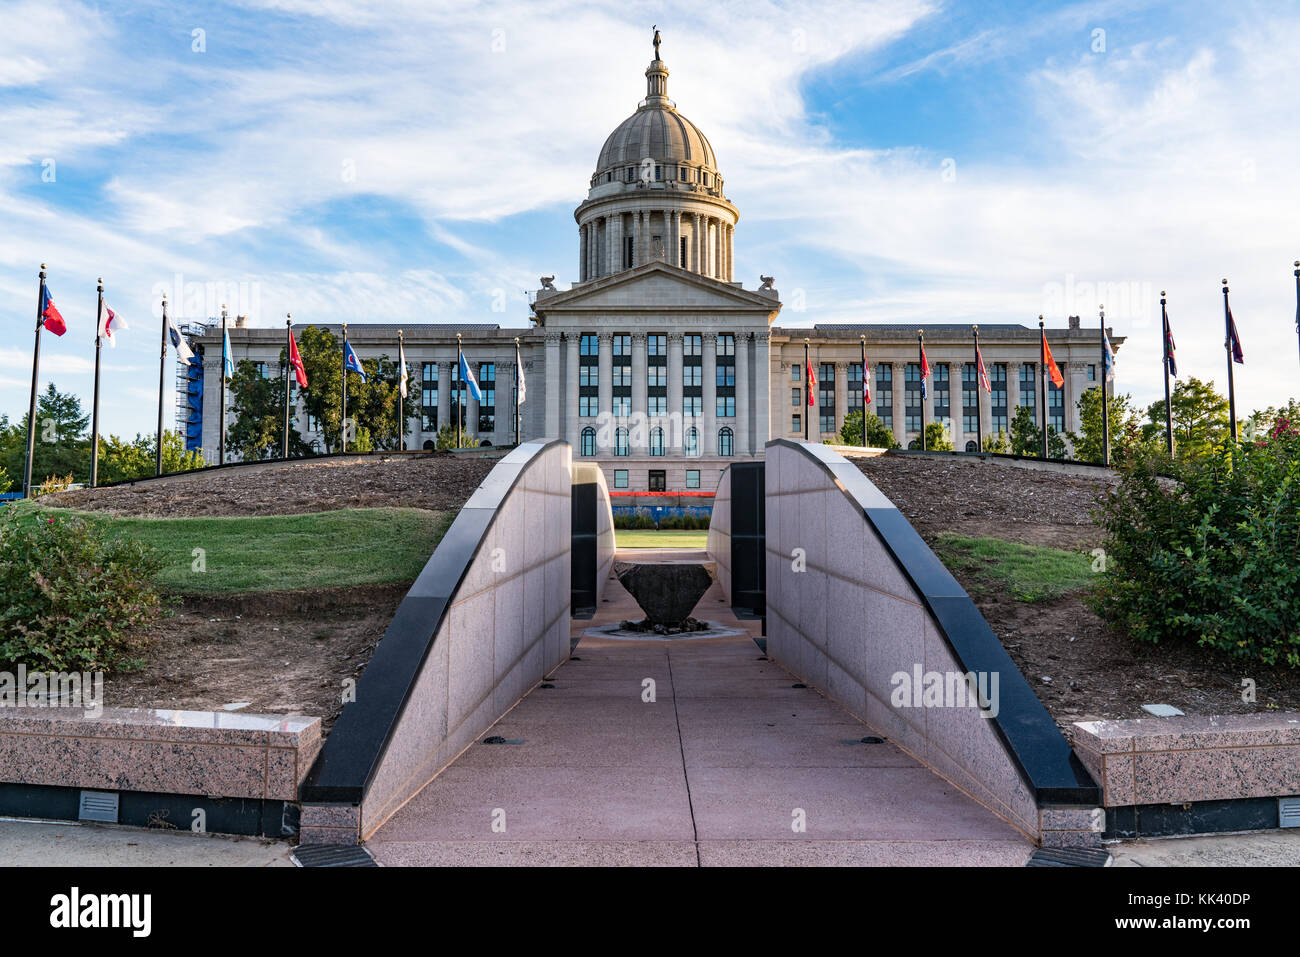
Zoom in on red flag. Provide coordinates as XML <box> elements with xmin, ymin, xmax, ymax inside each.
<box><xmin>40</xmin><ymin>285</ymin><xmax>66</xmax><ymax>337</ymax></box>
<box><xmin>863</xmin><ymin>363</ymin><xmax>872</xmax><ymax>405</ymax></box>
<box><xmin>806</xmin><ymin>355</ymin><xmax>817</xmax><ymax>406</ymax></box>
<box><xmin>288</xmin><ymin>328</ymin><xmax>308</xmax><ymax>388</ymax></box>
<box><xmin>1042</xmin><ymin>330</ymin><xmax>1064</xmax><ymax>388</ymax></box>
<box><xmin>975</xmin><ymin>344</ymin><xmax>991</xmax><ymax>393</ymax></box>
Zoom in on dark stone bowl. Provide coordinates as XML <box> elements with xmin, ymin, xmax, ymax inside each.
<box><xmin>615</xmin><ymin>561</ymin><xmax>715</xmax><ymax>627</ymax></box>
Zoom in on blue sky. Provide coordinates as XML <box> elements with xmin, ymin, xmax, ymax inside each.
<box><xmin>1</xmin><ymin>0</ymin><xmax>1297</xmax><ymax>439</ymax></box>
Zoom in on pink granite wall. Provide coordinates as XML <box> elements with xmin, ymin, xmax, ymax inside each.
<box><xmin>706</xmin><ymin>466</ymin><xmax>732</xmax><ymax>604</ymax></box>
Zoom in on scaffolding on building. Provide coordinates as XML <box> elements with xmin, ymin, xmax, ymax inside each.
<box><xmin>174</xmin><ymin>321</ymin><xmax>208</xmax><ymax>451</ymax></box>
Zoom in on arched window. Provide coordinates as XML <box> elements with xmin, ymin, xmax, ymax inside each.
<box><xmin>614</xmin><ymin>428</ymin><xmax>630</xmax><ymax>456</ymax></box>
<box><xmin>581</xmin><ymin>427</ymin><xmax>596</xmax><ymax>457</ymax></box>
<box><xmin>685</xmin><ymin>427</ymin><xmax>700</xmax><ymax>457</ymax></box>
<box><xmin>965</xmin><ymin>440</ymin><xmax>977</xmax><ymax>453</ymax></box>
<box><xmin>719</xmin><ymin>427</ymin><xmax>734</xmax><ymax>457</ymax></box>
<box><xmin>649</xmin><ymin>427</ymin><xmax>665</xmax><ymax>456</ymax></box>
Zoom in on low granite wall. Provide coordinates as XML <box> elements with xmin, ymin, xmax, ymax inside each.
<box><xmin>763</xmin><ymin>439</ymin><xmax>1100</xmax><ymax>845</ymax></box>
<box><xmin>300</xmin><ymin>440</ymin><xmax>572</xmax><ymax>844</ymax></box>
<box><xmin>706</xmin><ymin>466</ymin><xmax>733</xmax><ymax>604</ymax></box>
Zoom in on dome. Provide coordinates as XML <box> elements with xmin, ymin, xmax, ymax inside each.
<box><xmin>596</xmin><ymin>105</ymin><xmax>717</xmax><ymax>172</ymax></box>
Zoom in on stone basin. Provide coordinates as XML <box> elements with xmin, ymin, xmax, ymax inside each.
<box><xmin>614</xmin><ymin>561</ymin><xmax>715</xmax><ymax>628</ymax></box>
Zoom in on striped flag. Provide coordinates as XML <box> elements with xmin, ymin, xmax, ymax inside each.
<box><xmin>919</xmin><ymin>342</ymin><xmax>931</xmax><ymax>398</ymax></box>
<box><xmin>1163</xmin><ymin>308</ymin><xmax>1178</xmax><ymax>377</ymax></box>
<box><xmin>975</xmin><ymin>342</ymin><xmax>991</xmax><ymax>393</ymax></box>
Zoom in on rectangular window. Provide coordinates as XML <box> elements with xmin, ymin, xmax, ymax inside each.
<box><xmin>579</xmin><ymin>334</ymin><xmax>598</xmax><ymax>356</ymax></box>
<box><xmin>791</xmin><ymin>363</ymin><xmax>800</xmax><ymax>381</ymax></box>
<box><xmin>1020</xmin><ymin>363</ymin><xmax>1037</xmax><ymax>412</ymax></box>
<box><xmin>716</xmin><ymin>395</ymin><xmax>736</xmax><ymax>417</ymax></box>
<box><xmin>611</xmin><ymin>396</ymin><xmax>631</xmax><ymax>417</ymax></box>
<box><xmin>683</xmin><ymin>334</ymin><xmax>702</xmax><ymax>357</ymax></box>
<box><xmin>847</xmin><ymin>362</ymin><xmax>864</xmax><ymax>412</ymax></box>
<box><xmin>1049</xmin><ymin>366</ymin><xmax>1066</xmax><ymax>432</ymax></box>
<box><xmin>477</xmin><ymin>362</ymin><xmax>496</xmax><ymax>434</ymax></box>
<box><xmin>683</xmin><ymin>366</ymin><xmax>702</xmax><ymax>388</ymax></box>
<box><xmin>579</xmin><ymin>366</ymin><xmax>598</xmax><ymax>387</ymax></box>
<box><xmin>614</xmin><ymin>469</ymin><xmax>628</xmax><ymax>489</ymax></box>
<box><xmin>716</xmin><ymin>365</ymin><xmax>735</xmax><ymax>387</ymax></box>
<box><xmin>876</xmin><ymin>364</ymin><xmax>893</xmax><ymax>431</ymax></box>
<box><xmin>611</xmin><ymin>366</ymin><xmax>632</xmax><ymax>388</ymax></box>
<box><xmin>792</xmin><ymin>413</ymin><xmax>801</xmax><ymax>434</ymax></box>
<box><xmin>818</xmin><ymin>363</ymin><xmax>835</xmax><ymax>435</ymax></box>
<box><xmin>682</xmin><ymin>396</ymin><xmax>702</xmax><ymax>417</ymax></box>
<box><xmin>1087</xmin><ymin>364</ymin><xmax>1096</xmax><ymax>381</ymax></box>
<box><xmin>792</xmin><ymin>388</ymin><xmax>801</xmax><ymax>407</ymax></box>
<box><xmin>685</xmin><ymin>469</ymin><xmax>700</xmax><ymax>489</ymax></box>
<box><xmin>648</xmin><ymin>470</ymin><xmax>666</xmax><ymax>492</ymax></box>
<box><xmin>579</xmin><ymin>396</ymin><xmax>598</xmax><ymax>417</ymax></box>
<box><xmin>991</xmin><ymin>363</ymin><xmax>1008</xmax><ymax>434</ymax></box>
<box><xmin>647</xmin><ymin>395</ymin><xmax>667</xmax><ymax>416</ymax></box>
<box><xmin>933</xmin><ymin>363</ymin><xmax>950</xmax><ymax>432</ymax></box>
<box><xmin>647</xmin><ymin>334</ymin><xmax>666</xmax><ymax>357</ymax></box>
<box><xmin>904</xmin><ymin>362</ymin><xmax>923</xmax><ymax>434</ymax></box>
<box><xmin>421</xmin><ymin>362</ymin><xmax>439</xmax><ymax>432</ymax></box>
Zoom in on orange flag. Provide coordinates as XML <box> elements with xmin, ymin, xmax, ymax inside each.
<box><xmin>1042</xmin><ymin>329</ymin><xmax>1064</xmax><ymax>388</ymax></box>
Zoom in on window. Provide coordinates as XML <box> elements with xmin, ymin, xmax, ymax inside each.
<box><xmin>421</xmin><ymin>362</ymin><xmax>438</xmax><ymax>432</ymax></box>
<box><xmin>716</xmin><ymin>365</ymin><xmax>735</xmax><ymax>387</ymax></box>
<box><xmin>580</xmin><ymin>426</ymin><xmax>596</xmax><ymax>456</ymax></box>
<box><xmin>965</xmin><ymin>440</ymin><xmax>978</xmax><ymax>452</ymax></box>
<box><xmin>791</xmin><ymin>364</ymin><xmax>800</xmax><ymax>381</ymax></box>
<box><xmin>252</xmin><ymin>360</ymin><xmax>267</xmax><ymax>378</ymax></box>
<box><xmin>612</xmin><ymin>332</ymin><xmax>632</xmax><ymax>420</ymax></box>
<box><xmin>579</xmin><ymin>334</ymin><xmax>598</xmax><ymax>356</ymax></box>
<box><xmin>579</xmin><ymin>396</ymin><xmax>599</xmax><ymax>417</ymax></box>
<box><xmin>716</xmin><ymin>395</ymin><xmax>735</xmax><ymax>417</ymax></box>
<box><xmin>647</xmin><ymin>367</ymin><xmax>667</xmax><ymax>388</ymax></box>
<box><xmin>648</xmin><ymin>470</ymin><xmax>666</xmax><ymax>492</ymax></box>
<box><xmin>792</xmin><ymin>413</ymin><xmax>801</xmax><ymax>434</ymax></box>
<box><xmin>682</xmin><ymin>332</ymin><xmax>703</xmax><ymax>420</ymax></box>
<box><xmin>991</xmin><ymin>363</ymin><xmax>1008</xmax><ymax>433</ymax></box>
<box><xmin>478</xmin><ymin>362</ymin><xmax>496</xmax><ymax>433</ymax></box>
<box><xmin>819</xmin><ymin>363</ymin><xmax>835</xmax><ymax>435</ymax></box>
<box><xmin>614</xmin><ymin>428</ymin><xmax>629</xmax><ymax>456</ymax></box>
<box><xmin>612</xmin><ymin>396</ymin><xmax>631</xmax><ymax>417</ymax></box>
<box><xmin>683</xmin><ymin>366</ymin><xmax>702</xmax><ymax>387</ymax></box>
<box><xmin>685</xmin><ymin>427</ymin><xmax>700</xmax><ymax>457</ymax></box>
<box><xmin>648</xmin><ymin>334</ymin><xmax>666</xmax><ymax>357</ymax></box>
<box><xmin>579</xmin><ymin>333</ymin><xmax>598</xmax><ymax>419</ymax></box>
<box><xmin>847</xmin><ymin>362</ymin><xmax>864</xmax><ymax>412</ymax></box>
<box><xmin>1049</xmin><ymin>367</ymin><xmax>1066</xmax><ymax>432</ymax></box>
<box><xmin>647</xmin><ymin>395</ymin><xmax>667</xmax><ymax>416</ymax></box>
<box><xmin>719</xmin><ymin>427</ymin><xmax>734</xmax><ymax>456</ymax></box>
<box><xmin>876</xmin><ymin>364</ymin><xmax>893</xmax><ymax>431</ymax></box>
<box><xmin>933</xmin><ymin>364</ymin><xmax>950</xmax><ymax>432</ymax></box>
<box><xmin>1087</xmin><ymin>364</ymin><xmax>1097</xmax><ymax>381</ymax></box>
<box><xmin>717</xmin><ymin>334</ymin><xmax>735</xmax><ymax>357</ymax></box>
<box><xmin>579</xmin><ymin>366</ymin><xmax>598</xmax><ymax>387</ymax></box>
<box><xmin>683</xmin><ymin>334</ymin><xmax>702</xmax><ymax>357</ymax></box>
<box><xmin>649</xmin><ymin>427</ymin><xmax>664</xmax><ymax>456</ymax></box>
<box><xmin>905</xmin><ymin>362</ymin><xmax>923</xmax><ymax>434</ymax></box>
<box><xmin>611</xmin><ymin>366</ymin><xmax>631</xmax><ymax>388</ymax></box>
<box><xmin>614</xmin><ymin>469</ymin><xmax>628</xmax><ymax>489</ymax></box>
<box><xmin>1020</xmin><ymin>363</ymin><xmax>1037</xmax><ymax>412</ymax></box>
<box><xmin>792</xmin><ymin>388</ymin><xmax>801</xmax><ymax>407</ymax></box>
<box><xmin>682</xmin><ymin>396</ymin><xmax>701</xmax><ymax>417</ymax></box>
<box><xmin>307</xmin><ymin>414</ymin><xmax>322</xmax><ymax>433</ymax></box>
<box><xmin>686</xmin><ymin>469</ymin><xmax>700</xmax><ymax>489</ymax></box>
<box><xmin>962</xmin><ymin>362</ymin><xmax>979</xmax><ymax>435</ymax></box>
<box><xmin>623</xmin><ymin>235</ymin><xmax>634</xmax><ymax>268</ymax></box>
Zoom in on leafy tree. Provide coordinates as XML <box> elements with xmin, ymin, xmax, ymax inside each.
<box><xmin>434</xmin><ymin>422</ymin><xmax>481</xmax><ymax>450</ymax></box>
<box><xmin>97</xmin><ymin>431</ymin><xmax>205</xmax><ymax>483</ymax></box>
<box><xmin>907</xmin><ymin>421</ymin><xmax>953</xmax><ymax>451</ymax></box>
<box><xmin>226</xmin><ymin>359</ymin><xmax>314</xmax><ymax>461</ymax></box>
<box><xmin>0</xmin><ymin>383</ymin><xmax>91</xmax><ymax>486</ymax></box>
<box><xmin>982</xmin><ymin>430</ymin><xmax>1009</xmax><ymax>453</ymax></box>
<box><xmin>1243</xmin><ymin>398</ymin><xmax>1300</xmax><ymax>443</ymax></box>
<box><xmin>1071</xmin><ymin>386</ymin><xmax>1148</xmax><ymax>465</ymax></box>
<box><xmin>1008</xmin><ymin>405</ymin><xmax>1066</xmax><ymax>458</ymax></box>
<box><xmin>295</xmin><ymin>326</ymin><xmax>405</xmax><ymax>452</ymax></box>
<box><xmin>837</xmin><ymin>409</ymin><xmax>899</xmax><ymax>449</ymax></box>
<box><xmin>1142</xmin><ymin>376</ymin><xmax>1230</xmax><ymax>461</ymax></box>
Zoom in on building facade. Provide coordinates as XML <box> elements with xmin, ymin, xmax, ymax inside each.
<box><xmin>190</xmin><ymin>36</ymin><xmax>1122</xmax><ymax>491</ymax></box>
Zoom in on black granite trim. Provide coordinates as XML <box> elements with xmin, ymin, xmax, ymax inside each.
<box><xmin>729</xmin><ymin>461</ymin><xmax>766</xmax><ymax>615</ymax></box>
<box><xmin>767</xmin><ymin>438</ymin><xmax>1101</xmax><ymax>808</ymax></box>
<box><xmin>300</xmin><ymin>440</ymin><xmax>566</xmax><ymax>804</ymax></box>
<box><xmin>1104</xmin><ymin>798</ymin><xmax>1281</xmax><ymax>839</ymax></box>
<box><xmin>571</xmin><ymin>481</ymin><xmax>598</xmax><ymax>614</ymax></box>
<box><xmin>0</xmin><ymin>782</ymin><xmax>292</xmax><ymax>837</ymax></box>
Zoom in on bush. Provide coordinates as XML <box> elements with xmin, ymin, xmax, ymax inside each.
<box><xmin>1089</xmin><ymin>423</ymin><xmax>1300</xmax><ymax>667</ymax></box>
<box><xmin>0</xmin><ymin>508</ymin><xmax>167</xmax><ymax>672</ymax></box>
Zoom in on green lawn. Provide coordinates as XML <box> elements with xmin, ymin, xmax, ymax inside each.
<box><xmin>932</xmin><ymin>533</ymin><xmax>1095</xmax><ymax>603</ymax></box>
<box><xmin>26</xmin><ymin>506</ymin><xmax>452</xmax><ymax>595</ymax></box>
<box><xmin>615</xmin><ymin>528</ymin><xmax>710</xmax><ymax>549</ymax></box>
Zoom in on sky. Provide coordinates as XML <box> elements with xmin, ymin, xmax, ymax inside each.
<box><xmin>1</xmin><ymin>0</ymin><xmax>1297</xmax><ymax>439</ymax></box>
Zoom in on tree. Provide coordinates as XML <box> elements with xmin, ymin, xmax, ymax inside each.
<box><xmin>982</xmin><ymin>430</ymin><xmax>1009</xmax><ymax>453</ymax></box>
<box><xmin>1071</xmin><ymin>386</ymin><xmax>1147</xmax><ymax>464</ymax></box>
<box><xmin>226</xmin><ymin>358</ymin><xmax>315</xmax><ymax>461</ymax></box>
<box><xmin>0</xmin><ymin>383</ymin><xmax>91</xmax><ymax>485</ymax></box>
<box><xmin>907</xmin><ymin>421</ymin><xmax>953</xmax><ymax>451</ymax></box>
<box><xmin>296</xmin><ymin>326</ymin><xmax>404</xmax><ymax>452</ymax></box>
<box><xmin>97</xmin><ymin>431</ymin><xmax>205</xmax><ymax>483</ymax></box>
<box><xmin>1009</xmin><ymin>405</ymin><xmax>1066</xmax><ymax>458</ymax></box>
<box><xmin>837</xmin><ymin>409</ymin><xmax>899</xmax><ymax>449</ymax></box>
<box><xmin>1243</xmin><ymin>398</ymin><xmax>1300</xmax><ymax>443</ymax></box>
<box><xmin>1142</xmin><ymin>376</ymin><xmax>1230</xmax><ymax>461</ymax></box>
<box><xmin>434</xmin><ymin>422</ymin><xmax>480</xmax><ymax>450</ymax></box>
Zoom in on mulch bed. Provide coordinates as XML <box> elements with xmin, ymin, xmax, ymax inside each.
<box><xmin>852</xmin><ymin>452</ymin><xmax>1300</xmax><ymax>727</ymax></box>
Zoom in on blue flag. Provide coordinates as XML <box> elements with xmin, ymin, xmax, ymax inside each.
<box><xmin>1102</xmin><ymin>331</ymin><xmax>1116</xmax><ymax>381</ymax></box>
<box><xmin>222</xmin><ymin>326</ymin><xmax>234</xmax><ymax>379</ymax></box>
<box><xmin>344</xmin><ymin>340</ymin><xmax>369</xmax><ymax>382</ymax></box>
<box><xmin>459</xmin><ymin>351</ymin><xmax>482</xmax><ymax>401</ymax></box>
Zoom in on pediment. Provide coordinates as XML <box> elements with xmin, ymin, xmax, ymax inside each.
<box><xmin>533</xmin><ymin>262</ymin><xmax>781</xmax><ymax>316</ymax></box>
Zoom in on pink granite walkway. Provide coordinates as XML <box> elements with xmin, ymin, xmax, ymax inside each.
<box><xmin>366</xmin><ymin>552</ymin><xmax>1033</xmax><ymax>866</ymax></box>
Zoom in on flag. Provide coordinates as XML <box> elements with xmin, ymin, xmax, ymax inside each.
<box><xmin>1162</xmin><ymin>310</ymin><xmax>1177</xmax><ymax>377</ymax></box>
<box><xmin>1102</xmin><ymin>331</ymin><xmax>1116</xmax><ymax>381</ymax></box>
<box><xmin>459</xmin><ymin>351</ymin><xmax>482</xmax><ymax>401</ymax></box>
<box><xmin>397</xmin><ymin>338</ymin><xmax>408</xmax><ymax>399</ymax></box>
<box><xmin>222</xmin><ymin>325</ymin><xmax>234</xmax><ymax>379</ymax></box>
<box><xmin>344</xmin><ymin>340</ymin><xmax>368</xmax><ymax>382</ymax></box>
<box><xmin>167</xmin><ymin>313</ymin><xmax>194</xmax><ymax>362</ymax></box>
<box><xmin>40</xmin><ymin>285</ymin><xmax>66</xmax><ymax>336</ymax></box>
<box><xmin>862</xmin><ymin>363</ymin><xmax>871</xmax><ymax>405</ymax></box>
<box><xmin>919</xmin><ymin>343</ymin><xmax>931</xmax><ymax>398</ymax></box>
<box><xmin>1042</xmin><ymin>330</ymin><xmax>1064</xmax><ymax>388</ymax></box>
<box><xmin>805</xmin><ymin>355</ymin><xmax>817</xmax><ymax>406</ymax></box>
<box><xmin>287</xmin><ymin>328</ymin><xmax>308</xmax><ymax>389</ymax></box>
<box><xmin>97</xmin><ymin>301</ymin><xmax>127</xmax><ymax>347</ymax></box>
<box><xmin>1226</xmin><ymin>306</ymin><xmax>1244</xmax><ymax>364</ymax></box>
<box><xmin>975</xmin><ymin>344</ymin><xmax>991</xmax><ymax>393</ymax></box>
<box><xmin>517</xmin><ymin>356</ymin><xmax>527</xmax><ymax>404</ymax></box>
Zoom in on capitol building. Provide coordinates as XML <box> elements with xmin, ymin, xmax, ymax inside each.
<box><xmin>194</xmin><ymin>34</ymin><xmax>1121</xmax><ymax>493</ymax></box>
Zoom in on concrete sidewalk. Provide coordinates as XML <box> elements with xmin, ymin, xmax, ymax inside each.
<box><xmin>0</xmin><ymin>818</ymin><xmax>292</xmax><ymax>867</ymax></box>
<box><xmin>366</xmin><ymin>564</ymin><xmax>1034</xmax><ymax>866</ymax></box>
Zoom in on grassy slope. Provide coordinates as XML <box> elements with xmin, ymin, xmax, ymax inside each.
<box><xmin>932</xmin><ymin>532</ymin><xmax>1095</xmax><ymax>603</ymax></box>
<box><xmin>23</xmin><ymin>505</ymin><xmax>452</xmax><ymax>595</ymax></box>
<box><xmin>615</xmin><ymin>529</ymin><xmax>710</xmax><ymax>549</ymax></box>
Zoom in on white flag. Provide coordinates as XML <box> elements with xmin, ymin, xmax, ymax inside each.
<box><xmin>517</xmin><ymin>357</ymin><xmax>526</xmax><ymax>404</ymax></box>
<box><xmin>398</xmin><ymin>338</ymin><xmax>408</xmax><ymax>399</ymax></box>
<box><xmin>98</xmin><ymin>302</ymin><xmax>127</xmax><ymax>347</ymax></box>
<box><xmin>167</xmin><ymin>313</ymin><xmax>195</xmax><ymax>363</ymax></box>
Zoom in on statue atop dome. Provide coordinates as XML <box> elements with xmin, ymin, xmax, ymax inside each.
<box><xmin>653</xmin><ymin>26</ymin><xmax>661</xmax><ymax>60</ymax></box>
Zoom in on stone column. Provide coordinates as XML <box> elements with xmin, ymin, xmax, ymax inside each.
<box><xmin>892</xmin><ymin>361</ymin><xmax>907</xmax><ymax>444</ymax></box>
<box><xmin>637</xmin><ymin>210</ymin><xmax>647</xmax><ymax>266</ymax></box>
<box><xmin>544</xmin><ymin>334</ymin><xmax>561</xmax><ymax>439</ymax></box>
<box><xmin>566</xmin><ymin>333</ymin><xmax>580</xmax><ymax>451</ymax></box>
<box><xmin>631</xmin><ymin>332</ymin><xmax>648</xmax><ymax>453</ymax></box>
<box><xmin>834</xmin><ymin>360</ymin><xmax>848</xmax><ymax>439</ymax></box>
<box><xmin>754</xmin><ymin>334</ymin><xmax>771</xmax><ymax>445</ymax></box>
<box><xmin>437</xmin><ymin>359</ymin><xmax>451</xmax><ymax>436</ymax></box>
<box><xmin>702</xmin><ymin>332</ymin><xmax>717</xmax><ymax>454</ymax></box>
<box><xmin>606</xmin><ymin>215</ymin><xmax>618</xmax><ymax>275</ymax></box>
<box><xmin>693</xmin><ymin>213</ymin><xmax>703</xmax><ymax>275</ymax></box>
<box><xmin>668</xmin><ymin>332</ymin><xmax>683</xmax><ymax>452</ymax></box>
<box><xmin>736</xmin><ymin>333</ymin><xmax>751</xmax><ymax>454</ymax></box>
<box><xmin>578</xmin><ymin>226</ymin><xmax>586</xmax><ymax>282</ymax></box>
<box><xmin>669</xmin><ymin>210</ymin><xmax>680</xmax><ymax>268</ymax></box>
<box><xmin>598</xmin><ymin>331</ymin><xmax>612</xmax><ymax>428</ymax></box>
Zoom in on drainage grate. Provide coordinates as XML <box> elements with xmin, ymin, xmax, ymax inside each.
<box><xmin>1026</xmin><ymin>847</ymin><xmax>1111</xmax><ymax>867</ymax></box>
<box><xmin>292</xmin><ymin>844</ymin><xmax>378</xmax><ymax>867</ymax></box>
<box><xmin>78</xmin><ymin>790</ymin><xmax>119</xmax><ymax>823</ymax></box>
<box><xmin>1280</xmin><ymin>796</ymin><xmax>1300</xmax><ymax>828</ymax></box>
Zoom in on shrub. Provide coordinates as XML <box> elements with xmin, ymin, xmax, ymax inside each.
<box><xmin>0</xmin><ymin>508</ymin><xmax>167</xmax><ymax>672</ymax></box>
<box><xmin>33</xmin><ymin>473</ymin><xmax>75</xmax><ymax>497</ymax></box>
<box><xmin>1089</xmin><ymin>425</ymin><xmax>1300</xmax><ymax>667</ymax></box>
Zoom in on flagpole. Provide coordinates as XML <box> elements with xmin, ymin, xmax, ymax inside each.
<box><xmin>1039</xmin><ymin>316</ymin><xmax>1049</xmax><ymax>459</ymax></box>
<box><xmin>514</xmin><ymin>336</ymin><xmax>521</xmax><ymax>447</ymax></box>
<box><xmin>1099</xmin><ymin>306</ymin><xmax>1109</xmax><ymax>467</ymax></box>
<box><xmin>1293</xmin><ymin>260</ymin><xmax>1299</xmax><ymax>373</ymax></box>
<box><xmin>397</xmin><ymin>330</ymin><xmax>405</xmax><ymax>452</ymax></box>
<box><xmin>283</xmin><ymin>316</ymin><xmax>292</xmax><ymax>460</ymax></box>
<box><xmin>1222</xmin><ymin>280</ymin><xmax>1238</xmax><ymax>443</ymax></box>
<box><xmin>972</xmin><ymin>325</ymin><xmax>982</xmax><ymax>454</ymax></box>
<box><xmin>1161</xmin><ymin>292</ymin><xmax>1174</xmax><ymax>456</ymax></box>
<box><xmin>802</xmin><ymin>339</ymin><xmax>810</xmax><ymax>440</ymax></box>
<box><xmin>456</xmin><ymin>333</ymin><xmax>463</xmax><ymax>449</ymax></box>
<box><xmin>341</xmin><ymin>323</ymin><xmax>349</xmax><ymax>454</ymax></box>
<box><xmin>917</xmin><ymin>330</ymin><xmax>926</xmax><ymax>451</ymax></box>
<box><xmin>218</xmin><ymin>304</ymin><xmax>228</xmax><ymax>465</ymax></box>
<box><xmin>156</xmin><ymin>294</ymin><xmax>168</xmax><ymax>477</ymax></box>
<box><xmin>90</xmin><ymin>278</ymin><xmax>104</xmax><ymax>488</ymax></box>
<box><xmin>860</xmin><ymin>335</ymin><xmax>868</xmax><ymax>448</ymax></box>
<box><xmin>22</xmin><ymin>265</ymin><xmax>48</xmax><ymax>498</ymax></box>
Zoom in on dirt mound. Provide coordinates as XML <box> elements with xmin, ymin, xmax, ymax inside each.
<box><xmin>47</xmin><ymin>454</ymin><xmax>499</xmax><ymax>518</ymax></box>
